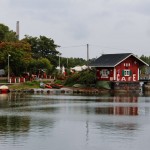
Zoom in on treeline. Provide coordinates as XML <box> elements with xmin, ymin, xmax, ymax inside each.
<box><xmin>140</xmin><ymin>55</ymin><xmax>150</xmax><ymax>65</ymax></box>
<box><xmin>0</xmin><ymin>23</ymin><xmax>149</xmax><ymax>77</ymax></box>
<box><xmin>0</xmin><ymin>23</ymin><xmax>86</xmax><ymax>76</ymax></box>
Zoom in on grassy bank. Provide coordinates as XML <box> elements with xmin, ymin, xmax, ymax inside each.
<box><xmin>7</xmin><ymin>80</ymin><xmax>64</xmax><ymax>90</ymax></box>
<box><xmin>8</xmin><ymin>81</ymin><xmax>40</xmax><ymax>90</ymax></box>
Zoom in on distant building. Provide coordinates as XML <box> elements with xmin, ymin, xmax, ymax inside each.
<box><xmin>71</xmin><ymin>65</ymin><xmax>88</xmax><ymax>72</ymax></box>
<box><xmin>90</xmin><ymin>53</ymin><xmax>149</xmax><ymax>82</ymax></box>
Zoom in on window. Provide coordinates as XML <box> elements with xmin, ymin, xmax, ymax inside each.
<box><xmin>124</xmin><ymin>70</ymin><xmax>130</xmax><ymax>76</ymax></box>
<box><xmin>124</xmin><ymin>63</ymin><xmax>130</xmax><ymax>67</ymax></box>
<box><xmin>122</xmin><ymin>70</ymin><xmax>132</xmax><ymax>76</ymax></box>
<box><xmin>100</xmin><ymin>69</ymin><xmax>110</xmax><ymax>78</ymax></box>
<box><xmin>102</xmin><ymin>70</ymin><xmax>107</xmax><ymax>76</ymax></box>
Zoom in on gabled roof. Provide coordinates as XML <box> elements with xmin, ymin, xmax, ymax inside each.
<box><xmin>90</xmin><ymin>53</ymin><xmax>149</xmax><ymax>67</ymax></box>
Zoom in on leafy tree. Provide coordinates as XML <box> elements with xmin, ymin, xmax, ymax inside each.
<box><xmin>0</xmin><ymin>24</ymin><xmax>17</xmax><ymax>42</ymax></box>
<box><xmin>0</xmin><ymin>41</ymin><xmax>32</xmax><ymax>76</ymax></box>
<box><xmin>64</xmin><ymin>72</ymin><xmax>80</xmax><ymax>86</ymax></box>
<box><xmin>65</xmin><ymin>70</ymin><xmax>96</xmax><ymax>86</ymax></box>
<box><xmin>140</xmin><ymin>55</ymin><xmax>150</xmax><ymax>65</ymax></box>
<box><xmin>23</xmin><ymin>35</ymin><xmax>60</xmax><ymax>59</ymax></box>
<box><xmin>0</xmin><ymin>24</ymin><xmax>9</xmax><ymax>41</ymax></box>
<box><xmin>47</xmin><ymin>55</ymin><xmax>58</xmax><ymax>69</ymax></box>
<box><xmin>60</xmin><ymin>57</ymin><xmax>86</xmax><ymax>68</ymax></box>
<box><xmin>78</xmin><ymin>70</ymin><xmax>96</xmax><ymax>85</ymax></box>
<box><xmin>140</xmin><ymin>55</ymin><xmax>150</xmax><ymax>74</ymax></box>
<box><xmin>0</xmin><ymin>23</ymin><xmax>89</xmax><ymax>78</ymax></box>
<box><xmin>28</xmin><ymin>58</ymin><xmax>53</xmax><ymax>75</ymax></box>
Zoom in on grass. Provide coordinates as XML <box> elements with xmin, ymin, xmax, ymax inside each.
<box><xmin>8</xmin><ymin>81</ymin><xmax>40</xmax><ymax>90</ymax></box>
<box><xmin>8</xmin><ymin>80</ymin><xmax>64</xmax><ymax>90</ymax></box>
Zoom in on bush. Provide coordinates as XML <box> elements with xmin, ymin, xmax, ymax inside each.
<box><xmin>64</xmin><ymin>70</ymin><xmax>96</xmax><ymax>86</ymax></box>
<box><xmin>64</xmin><ymin>73</ymin><xmax>80</xmax><ymax>86</ymax></box>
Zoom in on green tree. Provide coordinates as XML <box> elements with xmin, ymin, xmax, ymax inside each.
<box><xmin>23</xmin><ymin>35</ymin><xmax>60</xmax><ymax>59</ymax></box>
<box><xmin>28</xmin><ymin>58</ymin><xmax>53</xmax><ymax>75</ymax></box>
<box><xmin>0</xmin><ymin>41</ymin><xmax>32</xmax><ymax>76</ymax></box>
<box><xmin>0</xmin><ymin>24</ymin><xmax>17</xmax><ymax>42</ymax></box>
<box><xmin>140</xmin><ymin>55</ymin><xmax>150</xmax><ymax>74</ymax></box>
<box><xmin>60</xmin><ymin>57</ymin><xmax>86</xmax><ymax>68</ymax></box>
<box><xmin>78</xmin><ymin>70</ymin><xmax>96</xmax><ymax>85</ymax></box>
<box><xmin>65</xmin><ymin>70</ymin><xmax>96</xmax><ymax>86</ymax></box>
<box><xmin>140</xmin><ymin>55</ymin><xmax>150</xmax><ymax>65</ymax></box>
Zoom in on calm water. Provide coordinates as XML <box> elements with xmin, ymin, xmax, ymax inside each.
<box><xmin>0</xmin><ymin>93</ymin><xmax>150</xmax><ymax>150</ymax></box>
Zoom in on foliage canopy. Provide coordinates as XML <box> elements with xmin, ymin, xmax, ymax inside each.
<box><xmin>65</xmin><ymin>70</ymin><xmax>96</xmax><ymax>86</ymax></box>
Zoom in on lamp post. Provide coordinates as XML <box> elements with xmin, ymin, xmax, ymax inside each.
<box><xmin>8</xmin><ymin>54</ymin><xmax>11</xmax><ymax>82</ymax></box>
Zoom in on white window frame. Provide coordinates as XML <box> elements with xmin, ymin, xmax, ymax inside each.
<box><xmin>124</xmin><ymin>70</ymin><xmax>130</xmax><ymax>76</ymax></box>
<box><xmin>100</xmin><ymin>69</ymin><xmax>109</xmax><ymax>78</ymax></box>
<box><xmin>101</xmin><ymin>70</ymin><xmax>107</xmax><ymax>76</ymax></box>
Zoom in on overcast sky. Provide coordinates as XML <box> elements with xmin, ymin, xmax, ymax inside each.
<box><xmin>0</xmin><ymin>0</ymin><xmax>150</xmax><ymax>59</ymax></box>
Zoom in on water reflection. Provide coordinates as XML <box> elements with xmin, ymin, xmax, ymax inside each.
<box><xmin>0</xmin><ymin>94</ymin><xmax>8</xmax><ymax>100</ymax></box>
<box><xmin>95</xmin><ymin>96</ymin><xmax>138</xmax><ymax>115</ymax></box>
<box><xmin>0</xmin><ymin>116</ymin><xmax>30</xmax><ymax>134</ymax></box>
<box><xmin>0</xmin><ymin>93</ymin><xmax>145</xmax><ymax>117</ymax></box>
<box><xmin>0</xmin><ymin>93</ymin><xmax>150</xmax><ymax>150</ymax></box>
<box><xmin>0</xmin><ymin>93</ymin><xmax>56</xmax><ymax>137</ymax></box>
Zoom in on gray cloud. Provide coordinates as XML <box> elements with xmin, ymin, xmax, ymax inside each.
<box><xmin>0</xmin><ymin>0</ymin><xmax>150</xmax><ymax>58</ymax></box>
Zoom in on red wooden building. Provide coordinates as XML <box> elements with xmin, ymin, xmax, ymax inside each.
<box><xmin>90</xmin><ymin>53</ymin><xmax>149</xmax><ymax>82</ymax></box>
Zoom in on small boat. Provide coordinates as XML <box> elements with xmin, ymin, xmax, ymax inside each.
<box><xmin>50</xmin><ymin>84</ymin><xmax>63</xmax><ymax>89</ymax></box>
<box><xmin>0</xmin><ymin>85</ymin><xmax>10</xmax><ymax>94</ymax></box>
<box><xmin>45</xmin><ymin>83</ymin><xmax>52</xmax><ymax>89</ymax></box>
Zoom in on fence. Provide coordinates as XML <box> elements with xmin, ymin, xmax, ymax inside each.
<box><xmin>10</xmin><ymin>77</ymin><xmax>25</xmax><ymax>83</ymax></box>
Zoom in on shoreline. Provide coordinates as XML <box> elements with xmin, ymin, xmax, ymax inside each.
<box><xmin>7</xmin><ymin>86</ymin><xmax>142</xmax><ymax>96</ymax></box>
<box><xmin>1</xmin><ymin>82</ymin><xmax>149</xmax><ymax>96</ymax></box>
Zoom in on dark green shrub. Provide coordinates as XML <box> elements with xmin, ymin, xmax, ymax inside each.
<box><xmin>64</xmin><ymin>73</ymin><xmax>80</xmax><ymax>86</ymax></box>
<box><xmin>65</xmin><ymin>70</ymin><xmax>96</xmax><ymax>86</ymax></box>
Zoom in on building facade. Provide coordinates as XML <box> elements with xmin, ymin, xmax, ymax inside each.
<box><xmin>90</xmin><ymin>53</ymin><xmax>149</xmax><ymax>82</ymax></box>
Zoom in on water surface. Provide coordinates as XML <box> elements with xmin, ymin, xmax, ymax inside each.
<box><xmin>0</xmin><ymin>93</ymin><xmax>150</xmax><ymax>150</ymax></box>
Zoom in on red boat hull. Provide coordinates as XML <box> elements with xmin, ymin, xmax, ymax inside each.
<box><xmin>0</xmin><ymin>89</ymin><xmax>10</xmax><ymax>94</ymax></box>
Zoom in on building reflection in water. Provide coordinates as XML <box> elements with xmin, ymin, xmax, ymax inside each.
<box><xmin>95</xmin><ymin>96</ymin><xmax>138</xmax><ymax>116</ymax></box>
